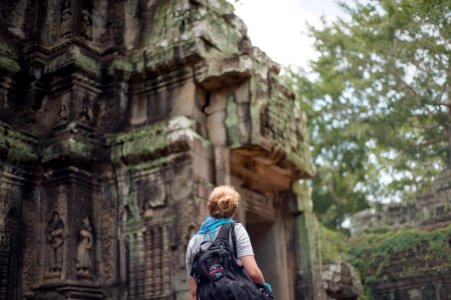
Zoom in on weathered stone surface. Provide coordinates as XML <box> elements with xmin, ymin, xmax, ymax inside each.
<box><xmin>350</xmin><ymin>170</ymin><xmax>451</xmax><ymax>236</ymax></box>
<box><xmin>347</xmin><ymin>224</ymin><xmax>451</xmax><ymax>300</ymax></box>
<box><xmin>0</xmin><ymin>0</ymin><xmax>319</xmax><ymax>299</ymax></box>
<box><xmin>322</xmin><ymin>261</ymin><xmax>362</xmax><ymax>300</ymax></box>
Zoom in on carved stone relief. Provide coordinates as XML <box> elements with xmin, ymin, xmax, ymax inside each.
<box><xmin>144</xmin><ymin>223</ymin><xmax>171</xmax><ymax>298</ymax></box>
<box><xmin>7</xmin><ymin>0</ymin><xmax>28</xmax><ymax>38</ymax></box>
<box><xmin>59</xmin><ymin>0</ymin><xmax>72</xmax><ymax>39</ymax></box>
<box><xmin>170</xmin><ymin>165</ymin><xmax>194</xmax><ymax>201</ymax></box>
<box><xmin>76</xmin><ymin>216</ymin><xmax>93</xmax><ymax>276</ymax></box>
<box><xmin>97</xmin><ymin>205</ymin><xmax>115</xmax><ymax>283</ymax></box>
<box><xmin>138</xmin><ymin>172</ymin><xmax>166</xmax><ymax>212</ymax></box>
<box><xmin>80</xmin><ymin>1</ymin><xmax>93</xmax><ymax>41</ymax></box>
<box><xmin>0</xmin><ymin>0</ymin><xmax>319</xmax><ymax>299</ymax></box>
<box><xmin>0</xmin><ymin>203</ymin><xmax>21</xmax><ymax>300</ymax></box>
<box><xmin>56</xmin><ymin>104</ymin><xmax>69</xmax><ymax>126</ymax></box>
<box><xmin>22</xmin><ymin>191</ymin><xmax>38</xmax><ymax>294</ymax></box>
<box><xmin>94</xmin><ymin>170</ymin><xmax>117</xmax><ymax>284</ymax></box>
<box><xmin>46</xmin><ymin>211</ymin><xmax>64</xmax><ymax>275</ymax></box>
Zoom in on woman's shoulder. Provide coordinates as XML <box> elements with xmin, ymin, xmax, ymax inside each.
<box><xmin>233</xmin><ymin>222</ymin><xmax>248</xmax><ymax>234</ymax></box>
<box><xmin>234</xmin><ymin>222</ymin><xmax>244</xmax><ymax>228</ymax></box>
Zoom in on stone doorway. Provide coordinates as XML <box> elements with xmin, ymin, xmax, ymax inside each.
<box><xmin>232</xmin><ymin>184</ymin><xmax>293</xmax><ymax>300</ymax></box>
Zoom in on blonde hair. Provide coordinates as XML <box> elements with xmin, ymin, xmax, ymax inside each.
<box><xmin>208</xmin><ymin>185</ymin><xmax>240</xmax><ymax>219</ymax></box>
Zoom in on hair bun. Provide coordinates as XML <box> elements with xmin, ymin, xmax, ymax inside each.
<box><xmin>218</xmin><ymin>195</ymin><xmax>233</xmax><ymax>213</ymax></box>
<box><xmin>207</xmin><ymin>185</ymin><xmax>240</xmax><ymax>219</ymax></box>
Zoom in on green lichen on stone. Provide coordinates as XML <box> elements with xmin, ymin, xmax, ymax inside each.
<box><xmin>106</xmin><ymin>121</ymin><xmax>170</xmax><ymax>165</ymax></box>
<box><xmin>41</xmin><ymin>138</ymin><xmax>93</xmax><ymax>162</ymax></box>
<box><xmin>136</xmin><ymin>39</ymin><xmax>200</xmax><ymax>72</ymax></box>
<box><xmin>286</xmin><ymin>150</ymin><xmax>315</xmax><ymax>177</ymax></box>
<box><xmin>248</xmin><ymin>73</ymin><xmax>315</xmax><ymax>178</ymax></box>
<box><xmin>0</xmin><ymin>122</ymin><xmax>38</xmax><ymax>162</ymax></box>
<box><xmin>202</xmin><ymin>12</ymin><xmax>241</xmax><ymax>55</ymax></box>
<box><xmin>0</xmin><ymin>38</ymin><xmax>20</xmax><ymax>73</ymax></box>
<box><xmin>107</xmin><ymin>116</ymin><xmax>209</xmax><ymax>164</ymax></box>
<box><xmin>75</xmin><ymin>51</ymin><xmax>101</xmax><ymax>75</ymax></box>
<box><xmin>296</xmin><ymin>210</ymin><xmax>324</xmax><ymax>298</ymax></box>
<box><xmin>293</xmin><ymin>181</ymin><xmax>323</xmax><ymax>286</ymax></box>
<box><xmin>346</xmin><ymin>225</ymin><xmax>451</xmax><ymax>286</ymax></box>
<box><xmin>225</xmin><ymin>93</ymin><xmax>240</xmax><ymax>148</ymax></box>
<box><xmin>110</xmin><ymin>58</ymin><xmax>134</xmax><ymax>79</ymax></box>
<box><xmin>133</xmin><ymin>0</ymin><xmax>243</xmax><ymax>71</ymax></box>
<box><xmin>297</xmin><ymin>213</ymin><xmax>312</xmax><ymax>272</ymax></box>
<box><xmin>123</xmin><ymin>191</ymin><xmax>143</xmax><ymax>230</ymax></box>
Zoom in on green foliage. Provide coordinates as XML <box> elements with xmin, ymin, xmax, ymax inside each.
<box><xmin>284</xmin><ymin>0</ymin><xmax>451</xmax><ymax>229</ymax></box>
<box><xmin>346</xmin><ymin>225</ymin><xmax>451</xmax><ymax>285</ymax></box>
<box><xmin>320</xmin><ymin>224</ymin><xmax>348</xmax><ymax>263</ymax></box>
<box><xmin>320</xmin><ymin>225</ymin><xmax>450</xmax><ymax>299</ymax></box>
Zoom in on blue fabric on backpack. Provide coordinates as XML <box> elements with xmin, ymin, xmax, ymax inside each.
<box><xmin>197</xmin><ymin>215</ymin><xmax>233</xmax><ymax>240</ymax></box>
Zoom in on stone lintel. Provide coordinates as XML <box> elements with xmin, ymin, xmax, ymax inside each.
<box><xmin>106</xmin><ymin>116</ymin><xmax>212</xmax><ymax>166</ymax></box>
<box><xmin>231</xmin><ymin>146</ymin><xmax>302</xmax><ymax>194</ymax></box>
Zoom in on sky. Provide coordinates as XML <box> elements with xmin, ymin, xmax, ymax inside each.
<box><xmin>231</xmin><ymin>0</ymin><xmax>344</xmax><ymax>70</ymax></box>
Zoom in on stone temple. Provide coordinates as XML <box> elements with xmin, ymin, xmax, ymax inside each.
<box><xmin>0</xmin><ymin>0</ymin><xmax>323</xmax><ymax>299</ymax></box>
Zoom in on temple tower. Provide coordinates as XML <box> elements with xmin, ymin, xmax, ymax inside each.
<box><xmin>0</xmin><ymin>0</ymin><xmax>323</xmax><ymax>299</ymax></box>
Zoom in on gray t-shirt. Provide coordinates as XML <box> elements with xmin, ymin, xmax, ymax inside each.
<box><xmin>185</xmin><ymin>223</ymin><xmax>254</xmax><ymax>277</ymax></box>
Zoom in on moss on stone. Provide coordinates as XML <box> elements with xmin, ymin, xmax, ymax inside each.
<box><xmin>110</xmin><ymin>58</ymin><xmax>134</xmax><ymax>79</ymax></box>
<box><xmin>0</xmin><ymin>122</ymin><xmax>39</xmax><ymax>162</ymax></box>
<box><xmin>225</xmin><ymin>93</ymin><xmax>240</xmax><ymax>148</ymax></box>
<box><xmin>106</xmin><ymin>116</ymin><xmax>209</xmax><ymax>164</ymax></box>
<box><xmin>320</xmin><ymin>224</ymin><xmax>348</xmax><ymax>263</ymax></box>
<box><xmin>106</xmin><ymin>121</ymin><xmax>171</xmax><ymax>164</ymax></box>
<box><xmin>75</xmin><ymin>51</ymin><xmax>101</xmax><ymax>75</ymax></box>
<box><xmin>41</xmin><ymin>138</ymin><xmax>93</xmax><ymax>162</ymax></box>
<box><xmin>346</xmin><ymin>225</ymin><xmax>451</xmax><ymax>286</ymax></box>
<box><xmin>0</xmin><ymin>38</ymin><xmax>20</xmax><ymax>73</ymax></box>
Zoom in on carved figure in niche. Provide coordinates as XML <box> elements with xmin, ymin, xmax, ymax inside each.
<box><xmin>138</xmin><ymin>174</ymin><xmax>166</xmax><ymax>211</ymax></box>
<box><xmin>57</xmin><ymin>104</ymin><xmax>68</xmax><ymax>124</ymax></box>
<box><xmin>80</xmin><ymin>1</ymin><xmax>93</xmax><ymax>41</ymax></box>
<box><xmin>79</xmin><ymin>106</ymin><xmax>91</xmax><ymax>123</ymax></box>
<box><xmin>59</xmin><ymin>0</ymin><xmax>72</xmax><ymax>38</ymax></box>
<box><xmin>47</xmin><ymin>211</ymin><xmax>64</xmax><ymax>273</ymax></box>
<box><xmin>76</xmin><ymin>216</ymin><xmax>93</xmax><ymax>275</ymax></box>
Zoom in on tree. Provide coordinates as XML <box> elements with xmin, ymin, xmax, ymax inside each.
<box><xmin>285</xmin><ymin>0</ymin><xmax>450</xmax><ymax>229</ymax></box>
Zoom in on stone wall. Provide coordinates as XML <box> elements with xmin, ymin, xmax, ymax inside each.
<box><xmin>350</xmin><ymin>170</ymin><xmax>451</xmax><ymax>236</ymax></box>
<box><xmin>348</xmin><ymin>170</ymin><xmax>451</xmax><ymax>300</ymax></box>
<box><xmin>0</xmin><ymin>1</ymin><xmax>322</xmax><ymax>299</ymax></box>
<box><xmin>347</xmin><ymin>224</ymin><xmax>451</xmax><ymax>300</ymax></box>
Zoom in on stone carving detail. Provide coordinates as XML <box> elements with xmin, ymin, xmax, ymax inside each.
<box><xmin>0</xmin><ymin>0</ymin><xmax>320</xmax><ymax>298</ymax></box>
<box><xmin>1</xmin><ymin>204</ymin><xmax>21</xmax><ymax>300</ymax></box>
<box><xmin>47</xmin><ymin>211</ymin><xmax>64</xmax><ymax>274</ymax></box>
<box><xmin>98</xmin><ymin>206</ymin><xmax>115</xmax><ymax>282</ymax></box>
<box><xmin>76</xmin><ymin>216</ymin><xmax>93</xmax><ymax>276</ymax></box>
<box><xmin>56</xmin><ymin>104</ymin><xmax>69</xmax><ymax>125</ymax></box>
<box><xmin>144</xmin><ymin>223</ymin><xmax>171</xmax><ymax>298</ymax></box>
<box><xmin>138</xmin><ymin>173</ymin><xmax>166</xmax><ymax>211</ymax></box>
<box><xmin>59</xmin><ymin>0</ymin><xmax>72</xmax><ymax>38</ymax></box>
<box><xmin>171</xmin><ymin>166</ymin><xmax>193</xmax><ymax>201</ymax></box>
<box><xmin>22</xmin><ymin>192</ymin><xmax>38</xmax><ymax>293</ymax></box>
<box><xmin>80</xmin><ymin>1</ymin><xmax>93</xmax><ymax>41</ymax></box>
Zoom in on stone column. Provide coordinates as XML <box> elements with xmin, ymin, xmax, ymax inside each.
<box><xmin>205</xmin><ymin>91</ymin><xmax>231</xmax><ymax>185</ymax></box>
<box><xmin>293</xmin><ymin>182</ymin><xmax>326</xmax><ymax>300</ymax></box>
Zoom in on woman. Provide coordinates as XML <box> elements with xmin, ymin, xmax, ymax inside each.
<box><xmin>185</xmin><ymin>185</ymin><xmax>272</xmax><ymax>300</ymax></box>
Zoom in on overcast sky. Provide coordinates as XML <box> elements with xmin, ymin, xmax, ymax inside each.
<box><xmin>231</xmin><ymin>0</ymin><xmax>344</xmax><ymax>70</ymax></box>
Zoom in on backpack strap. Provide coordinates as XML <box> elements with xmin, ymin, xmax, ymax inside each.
<box><xmin>214</xmin><ymin>222</ymin><xmax>238</xmax><ymax>257</ymax></box>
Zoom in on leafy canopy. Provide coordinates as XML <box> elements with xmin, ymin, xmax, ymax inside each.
<box><xmin>285</xmin><ymin>0</ymin><xmax>450</xmax><ymax>229</ymax></box>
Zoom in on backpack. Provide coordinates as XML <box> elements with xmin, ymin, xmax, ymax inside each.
<box><xmin>190</xmin><ymin>222</ymin><xmax>273</xmax><ymax>300</ymax></box>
